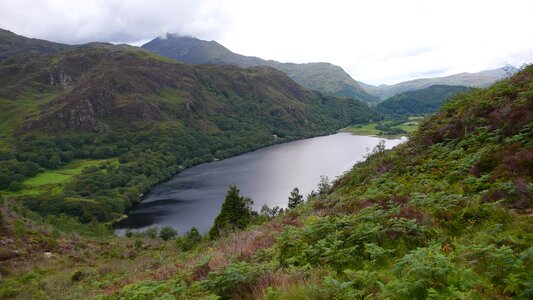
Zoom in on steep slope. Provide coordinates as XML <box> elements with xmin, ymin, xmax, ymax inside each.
<box><xmin>362</xmin><ymin>66</ymin><xmax>518</xmax><ymax>99</ymax></box>
<box><xmin>0</xmin><ymin>45</ymin><xmax>377</xmax><ymax>222</ymax></box>
<box><xmin>376</xmin><ymin>84</ymin><xmax>471</xmax><ymax>115</ymax></box>
<box><xmin>142</xmin><ymin>34</ymin><xmax>378</xmax><ymax>104</ymax></box>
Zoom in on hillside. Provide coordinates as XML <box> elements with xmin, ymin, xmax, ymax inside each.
<box><xmin>362</xmin><ymin>66</ymin><xmax>518</xmax><ymax>99</ymax></box>
<box><xmin>0</xmin><ymin>44</ymin><xmax>377</xmax><ymax>223</ymax></box>
<box><xmin>1</xmin><ymin>63</ymin><xmax>530</xmax><ymax>298</ymax></box>
<box><xmin>0</xmin><ymin>29</ymin><xmax>75</xmax><ymax>61</ymax></box>
<box><xmin>376</xmin><ymin>85</ymin><xmax>471</xmax><ymax>115</ymax></box>
<box><xmin>142</xmin><ymin>34</ymin><xmax>378</xmax><ymax>104</ymax></box>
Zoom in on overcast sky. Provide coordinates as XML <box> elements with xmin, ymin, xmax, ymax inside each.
<box><xmin>1</xmin><ymin>0</ymin><xmax>532</xmax><ymax>85</ymax></box>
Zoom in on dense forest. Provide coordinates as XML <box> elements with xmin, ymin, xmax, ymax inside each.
<box><xmin>1</xmin><ymin>63</ymin><xmax>530</xmax><ymax>299</ymax></box>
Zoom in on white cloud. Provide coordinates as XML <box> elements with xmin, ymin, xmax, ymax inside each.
<box><xmin>1</xmin><ymin>0</ymin><xmax>532</xmax><ymax>84</ymax></box>
<box><xmin>0</xmin><ymin>0</ymin><xmax>230</xmax><ymax>44</ymax></box>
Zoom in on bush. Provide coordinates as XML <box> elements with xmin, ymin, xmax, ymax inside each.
<box><xmin>118</xmin><ymin>278</ymin><xmax>214</xmax><ymax>299</ymax></box>
<box><xmin>159</xmin><ymin>226</ymin><xmax>177</xmax><ymax>241</ymax></box>
<box><xmin>178</xmin><ymin>227</ymin><xmax>202</xmax><ymax>251</ymax></box>
<box><xmin>8</xmin><ymin>181</ymin><xmax>23</xmax><ymax>192</ymax></box>
<box><xmin>203</xmin><ymin>262</ymin><xmax>262</xmax><ymax>299</ymax></box>
<box><xmin>144</xmin><ymin>227</ymin><xmax>159</xmax><ymax>239</ymax></box>
<box><xmin>71</xmin><ymin>270</ymin><xmax>85</xmax><ymax>282</ymax></box>
<box><xmin>387</xmin><ymin>244</ymin><xmax>455</xmax><ymax>298</ymax></box>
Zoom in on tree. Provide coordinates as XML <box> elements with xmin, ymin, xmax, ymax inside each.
<box><xmin>159</xmin><ymin>226</ymin><xmax>178</xmax><ymax>241</ymax></box>
<box><xmin>145</xmin><ymin>227</ymin><xmax>159</xmax><ymax>238</ymax></box>
<box><xmin>317</xmin><ymin>175</ymin><xmax>331</xmax><ymax>195</ymax></box>
<box><xmin>178</xmin><ymin>227</ymin><xmax>202</xmax><ymax>251</ymax></box>
<box><xmin>8</xmin><ymin>181</ymin><xmax>23</xmax><ymax>192</ymax></box>
<box><xmin>48</xmin><ymin>154</ymin><xmax>62</xmax><ymax>168</ymax></box>
<box><xmin>288</xmin><ymin>187</ymin><xmax>304</xmax><ymax>209</ymax></box>
<box><xmin>260</xmin><ymin>204</ymin><xmax>283</xmax><ymax>218</ymax></box>
<box><xmin>209</xmin><ymin>185</ymin><xmax>253</xmax><ymax>240</ymax></box>
<box><xmin>159</xmin><ymin>226</ymin><xmax>177</xmax><ymax>241</ymax></box>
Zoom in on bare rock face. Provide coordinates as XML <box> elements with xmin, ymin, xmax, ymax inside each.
<box><xmin>20</xmin><ymin>81</ymin><xmax>164</xmax><ymax>133</ymax></box>
<box><xmin>49</xmin><ymin>68</ymin><xmax>73</xmax><ymax>89</ymax></box>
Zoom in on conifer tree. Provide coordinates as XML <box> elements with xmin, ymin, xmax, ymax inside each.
<box><xmin>288</xmin><ymin>187</ymin><xmax>304</xmax><ymax>209</ymax></box>
<box><xmin>209</xmin><ymin>185</ymin><xmax>253</xmax><ymax>239</ymax></box>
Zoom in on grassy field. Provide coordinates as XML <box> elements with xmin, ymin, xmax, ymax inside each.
<box><xmin>343</xmin><ymin>116</ymin><xmax>422</xmax><ymax>136</ymax></box>
<box><xmin>1</xmin><ymin>158</ymin><xmax>117</xmax><ymax>197</ymax></box>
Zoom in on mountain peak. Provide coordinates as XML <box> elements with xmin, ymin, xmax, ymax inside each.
<box><xmin>142</xmin><ymin>34</ymin><xmax>378</xmax><ymax>103</ymax></box>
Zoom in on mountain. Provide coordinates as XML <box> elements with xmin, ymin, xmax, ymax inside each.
<box><xmin>0</xmin><ymin>43</ymin><xmax>377</xmax><ymax>222</ymax></box>
<box><xmin>0</xmin><ymin>29</ymin><xmax>74</xmax><ymax>61</ymax></box>
<box><xmin>361</xmin><ymin>66</ymin><xmax>518</xmax><ymax>99</ymax></box>
<box><xmin>142</xmin><ymin>34</ymin><xmax>378</xmax><ymax>104</ymax></box>
<box><xmin>376</xmin><ymin>84</ymin><xmax>471</xmax><ymax>115</ymax></box>
<box><xmin>1</xmin><ymin>63</ymin><xmax>530</xmax><ymax>299</ymax></box>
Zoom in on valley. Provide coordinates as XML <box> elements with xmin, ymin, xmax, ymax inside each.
<box><xmin>0</xmin><ymin>21</ymin><xmax>531</xmax><ymax>300</ymax></box>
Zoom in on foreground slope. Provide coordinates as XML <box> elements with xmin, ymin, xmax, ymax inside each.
<box><xmin>1</xmin><ymin>67</ymin><xmax>529</xmax><ymax>299</ymax></box>
<box><xmin>104</xmin><ymin>65</ymin><xmax>531</xmax><ymax>299</ymax></box>
<box><xmin>362</xmin><ymin>66</ymin><xmax>518</xmax><ymax>99</ymax></box>
<box><xmin>142</xmin><ymin>34</ymin><xmax>378</xmax><ymax>104</ymax></box>
<box><xmin>376</xmin><ymin>84</ymin><xmax>471</xmax><ymax>115</ymax></box>
<box><xmin>0</xmin><ymin>45</ymin><xmax>376</xmax><ymax>222</ymax></box>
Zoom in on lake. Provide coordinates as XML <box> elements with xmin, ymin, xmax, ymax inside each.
<box><xmin>116</xmin><ymin>133</ymin><xmax>405</xmax><ymax>234</ymax></box>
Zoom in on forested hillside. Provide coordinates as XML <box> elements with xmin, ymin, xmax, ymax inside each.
<box><xmin>376</xmin><ymin>85</ymin><xmax>471</xmax><ymax>115</ymax></box>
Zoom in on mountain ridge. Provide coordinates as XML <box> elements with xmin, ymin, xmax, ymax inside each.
<box><xmin>361</xmin><ymin>66</ymin><xmax>518</xmax><ymax>99</ymax></box>
<box><xmin>376</xmin><ymin>84</ymin><xmax>472</xmax><ymax>115</ymax></box>
<box><xmin>142</xmin><ymin>33</ymin><xmax>379</xmax><ymax>104</ymax></box>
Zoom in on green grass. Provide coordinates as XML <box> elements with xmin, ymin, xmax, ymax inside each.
<box><xmin>0</xmin><ymin>92</ymin><xmax>61</xmax><ymax>136</ymax></box>
<box><xmin>1</xmin><ymin>158</ymin><xmax>117</xmax><ymax>197</ymax></box>
<box><xmin>343</xmin><ymin>123</ymin><xmax>384</xmax><ymax>135</ymax></box>
<box><xmin>343</xmin><ymin>117</ymin><xmax>421</xmax><ymax>136</ymax></box>
<box><xmin>394</xmin><ymin>121</ymin><xmax>419</xmax><ymax>132</ymax></box>
<box><xmin>24</xmin><ymin>172</ymin><xmax>71</xmax><ymax>187</ymax></box>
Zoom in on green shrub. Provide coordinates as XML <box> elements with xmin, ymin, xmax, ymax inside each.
<box><xmin>144</xmin><ymin>227</ymin><xmax>159</xmax><ymax>239</ymax></box>
<box><xmin>203</xmin><ymin>262</ymin><xmax>262</xmax><ymax>299</ymax></box>
<box><xmin>71</xmin><ymin>270</ymin><xmax>85</xmax><ymax>282</ymax></box>
<box><xmin>178</xmin><ymin>227</ymin><xmax>202</xmax><ymax>251</ymax></box>
<box><xmin>159</xmin><ymin>226</ymin><xmax>177</xmax><ymax>241</ymax></box>
<box><xmin>387</xmin><ymin>244</ymin><xmax>455</xmax><ymax>298</ymax></box>
<box><xmin>117</xmin><ymin>278</ymin><xmax>214</xmax><ymax>299</ymax></box>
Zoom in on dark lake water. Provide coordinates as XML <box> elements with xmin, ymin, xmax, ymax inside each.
<box><xmin>116</xmin><ymin>133</ymin><xmax>405</xmax><ymax>234</ymax></box>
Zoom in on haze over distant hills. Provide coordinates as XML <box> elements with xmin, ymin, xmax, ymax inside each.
<box><xmin>142</xmin><ymin>34</ymin><xmax>379</xmax><ymax>104</ymax></box>
<box><xmin>360</xmin><ymin>67</ymin><xmax>518</xmax><ymax>99</ymax></box>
